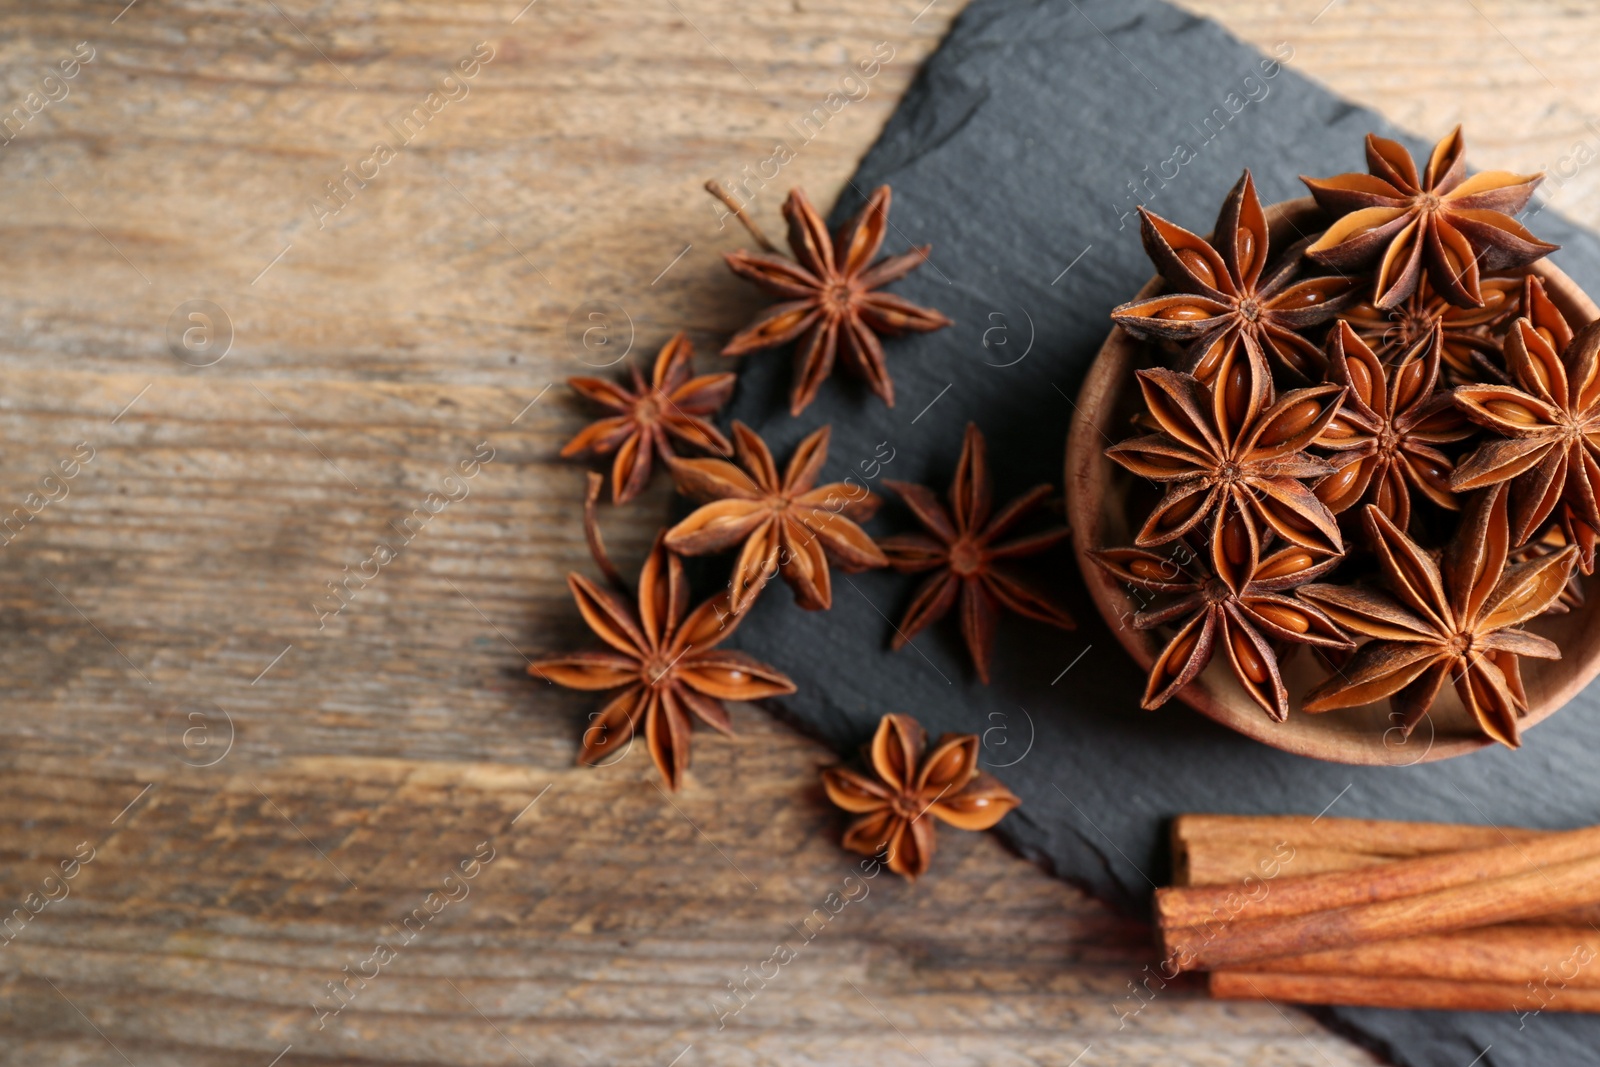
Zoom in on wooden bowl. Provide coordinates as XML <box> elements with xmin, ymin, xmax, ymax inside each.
<box><xmin>1065</xmin><ymin>197</ymin><xmax>1600</xmax><ymax>765</ymax></box>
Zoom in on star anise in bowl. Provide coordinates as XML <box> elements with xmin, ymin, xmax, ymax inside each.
<box><xmin>1112</xmin><ymin>170</ymin><xmax>1359</xmax><ymax>383</ymax></box>
<box><xmin>1452</xmin><ymin>318</ymin><xmax>1600</xmax><ymax>547</ymax></box>
<box><xmin>1302</xmin><ymin>126</ymin><xmax>1556</xmax><ymax>309</ymax></box>
<box><xmin>1313</xmin><ymin>321</ymin><xmax>1469</xmax><ymax>531</ymax></box>
<box><xmin>1092</xmin><ymin>531</ymin><xmax>1349</xmax><ymax>721</ymax></box>
<box><xmin>1069</xmin><ymin>126</ymin><xmax>1600</xmax><ymax>764</ymax></box>
<box><xmin>1342</xmin><ymin>274</ymin><xmax>1522</xmax><ymax>386</ymax></box>
<box><xmin>1300</xmin><ymin>489</ymin><xmax>1575</xmax><ymax>748</ymax></box>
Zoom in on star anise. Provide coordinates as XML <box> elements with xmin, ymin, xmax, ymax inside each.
<box><xmin>561</xmin><ymin>333</ymin><xmax>736</xmax><ymax>504</ymax></box>
<box><xmin>1105</xmin><ymin>368</ymin><xmax>1346</xmax><ymax>555</ymax></box>
<box><xmin>1300</xmin><ymin>490</ymin><xmax>1575</xmax><ymax>747</ymax></box>
<box><xmin>664</xmin><ymin>422</ymin><xmax>886</xmax><ymax>613</ymax></box>
<box><xmin>721</xmin><ymin>185</ymin><xmax>952</xmax><ymax>415</ymax></box>
<box><xmin>821</xmin><ymin>713</ymin><xmax>1019</xmax><ymax>879</ymax></box>
<box><xmin>878</xmin><ymin>423</ymin><xmax>1074</xmax><ymax>683</ymax></box>
<box><xmin>1302</xmin><ymin>126</ymin><xmax>1556</xmax><ymax>309</ymax></box>
<box><xmin>1451</xmin><ymin>318</ymin><xmax>1600</xmax><ymax>547</ymax></box>
<box><xmin>1511</xmin><ymin>522</ymin><xmax>1585</xmax><ymax>615</ymax></box>
<box><xmin>1314</xmin><ymin>321</ymin><xmax>1470</xmax><ymax>529</ymax></box>
<box><xmin>1343</xmin><ymin>274</ymin><xmax>1522</xmax><ymax>385</ymax></box>
<box><xmin>1112</xmin><ymin>171</ymin><xmax>1359</xmax><ymax>384</ymax></box>
<box><xmin>1093</xmin><ymin>527</ymin><xmax>1350</xmax><ymax>722</ymax></box>
<box><xmin>531</xmin><ymin>533</ymin><xmax>796</xmax><ymax>790</ymax></box>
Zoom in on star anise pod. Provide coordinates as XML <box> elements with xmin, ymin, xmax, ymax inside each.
<box><xmin>1093</xmin><ymin>525</ymin><xmax>1350</xmax><ymax>722</ymax></box>
<box><xmin>1451</xmin><ymin>317</ymin><xmax>1600</xmax><ymax>547</ymax></box>
<box><xmin>1343</xmin><ymin>274</ymin><xmax>1522</xmax><ymax>385</ymax></box>
<box><xmin>1511</xmin><ymin>522</ymin><xmax>1585</xmax><ymax>615</ymax></box>
<box><xmin>821</xmin><ymin>713</ymin><xmax>1019</xmax><ymax>879</ymax></box>
<box><xmin>1302</xmin><ymin>126</ymin><xmax>1556</xmax><ymax>310</ymax></box>
<box><xmin>1112</xmin><ymin>171</ymin><xmax>1359</xmax><ymax>383</ymax></box>
<box><xmin>879</xmin><ymin>423</ymin><xmax>1074</xmax><ymax>683</ymax></box>
<box><xmin>1106</xmin><ymin>368</ymin><xmax>1346</xmax><ymax>555</ymax></box>
<box><xmin>1300</xmin><ymin>490</ymin><xmax>1575</xmax><ymax>747</ymax></box>
<box><xmin>1314</xmin><ymin>321</ymin><xmax>1470</xmax><ymax>529</ymax></box>
<box><xmin>721</xmin><ymin>186</ymin><xmax>952</xmax><ymax>415</ymax></box>
<box><xmin>664</xmin><ymin>422</ymin><xmax>886</xmax><ymax>613</ymax></box>
<box><xmin>561</xmin><ymin>333</ymin><xmax>736</xmax><ymax>504</ymax></box>
<box><xmin>531</xmin><ymin>533</ymin><xmax>796</xmax><ymax>790</ymax></box>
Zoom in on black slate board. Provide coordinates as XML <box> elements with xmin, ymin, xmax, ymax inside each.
<box><xmin>717</xmin><ymin>1</ymin><xmax>1600</xmax><ymax>1064</ymax></box>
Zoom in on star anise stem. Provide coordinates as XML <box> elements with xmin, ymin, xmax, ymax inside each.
<box><xmin>704</xmin><ymin>178</ymin><xmax>778</xmax><ymax>253</ymax></box>
<box><xmin>583</xmin><ymin>471</ymin><xmax>627</xmax><ymax>593</ymax></box>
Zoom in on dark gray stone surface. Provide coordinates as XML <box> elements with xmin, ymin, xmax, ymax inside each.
<box><xmin>720</xmin><ymin>1</ymin><xmax>1600</xmax><ymax>1063</ymax></box>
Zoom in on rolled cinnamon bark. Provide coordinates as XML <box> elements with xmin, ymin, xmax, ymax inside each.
<box><xmin>1165</xmin><ymin>843</ymin><xmax>1600</xmax><ymax>971</ymax></box>
<box><xmin>1158</xmin><ymin>823</ymin><xmax>1600</xmax><ymax>932</ymax></box>
<box><xmin>1173</xmin><ymin>814</ymin><xmax>1532</xmax><ymax>860</ymax></box>
<box><xmin>1211</xmin><ymin>970</ymin><xmax>1600</xmax><ymax>1014</ymax></box>
<box><xmin>1243</xmin><ymin>925</ymin><xmax>1600</xmax><ymax>987</ymax></box>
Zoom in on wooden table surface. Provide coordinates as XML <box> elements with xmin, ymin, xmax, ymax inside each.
<box><xmin>3</xmin><ymin>1</ymin><xmax>1596</xmax><ymax>1064</ymax></box>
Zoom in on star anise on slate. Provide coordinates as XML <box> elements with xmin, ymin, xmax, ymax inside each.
<box><xmin>721</xmin><ymin>186</ymin><xmax>952</xmax><ymax>415</ymax></box>
<box><xmin>1302</xmin><ymin>126</ymin><xmax>1556</xmax><ymax>309</ymax></box>
<box><xmin>821</xmin><ymin>713</ymin><xmax>1019</xmax><ymax>879</ymax></box>
<box><xmin>1343</xmin><ymin>274</ymin><xmax>1522</xmax><ymax>385</ymax></box>
<box><xmin>1105</xmin><ymin>368</ymin><xmax>1346</xmax><ymax>555</ymax></box>
<box><xmin>878</xmin><ymin>423</ymin><xmax>1074</xmax><ymax>683</ymax></box>
<box><xmin>1300</xmin><ymin>490</ymin><xmax>1575</xmax><ymax>747</ymax></box>
<box><xmin>531</xmin><ymin>533</ymin><xmax>796</xmax><ymax>790</ymax></box>
<box><xmin>1314</xmin><ymin>321</ymin><xmax>1470</xmax><ymax>529</ymax></box>
<box><xmin>1093</xmin><ymin>527</ymin><xmax>1350</xmax><ymax>721</ymax></box>
<box><xmin>665</xmin><ymin>422</ymin><xmax>886</xmax><ymax>613</ymax></box>
<box><xmin>561</xmin><ymin>333</ymin><xmax>736</xmax><ymax>504</ymax></box>
<box><xmin>1451</xmin><ymin>318</ymin><xmax>1600</xmax><ymax>547</ymax></box>
<box><xmin>1112</xmin><ymin>170</ymin><xmax>1359</xmax><ymax>383</ymax></box>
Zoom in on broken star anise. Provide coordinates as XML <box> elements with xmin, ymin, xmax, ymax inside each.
<box><xmin>879</xmin><ymin>423</ymin><xmax>1074</xmax><ymax>684</ymax></box>
<box><xmin>1105</xmin><ymin>367</ymin><xmax>1346</xmax><ymax>555</ymax></box>
<box><xmin>722</xmin><ymin>186</ymin><xmax>952</xmax><ymax>416</ymax></box>
<box><xmin>1343</xmin><ymin>274</ymin><xmax>1522</xmax><ymax>385</ymax></box>
<box><xmin>664</xmin><ymin>421</ymin><xmax>886</xmax><ymax>614</ymax></box>
<box><xmin>561</xmin><ymin>332</ymin><xmax>736</xmax><ymax>504</ymax></box>
<box><xmin>1300</xmin><ymin>490</ymin><xmax>1575</xmax><ymax>748</ymax></box>
<box><xmin>821</xmin><ymin>712</ymin><xmax>1019</xmax><ymax>880</ymax></box>
<box><xmin>1302</xmin><ymin>126</ymin><xmax>1556</xmax><ymax>309</ymax></box>
<box><xmin>530</xmin><ymin>533</ymin><xmax>796</xmax><ymax>791</ymax></box>
<box><xmin>1093</xmin><ymin>527</ymin><xmax>1350</xmax><ymax>722</ymax></box>
<box><xmin>1451</xmin><ymin>317</ymin><xmax>1600</xmax><ymax>547</ymax></box>
<box><xmin>1113</xmin><ymin>170</ymin><xmax>1358</xmax><ymax>382</ymax></box>
<box><xmin>1314</xmin><ymin>321</ymin><xmax>1469</xmax><ymax>530</ymax></box>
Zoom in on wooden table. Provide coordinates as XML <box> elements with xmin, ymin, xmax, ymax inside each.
<box><xmin>3</xmin><ymin>1</ymin><xmax>1593</xmax><ymax>1063</ymax></box>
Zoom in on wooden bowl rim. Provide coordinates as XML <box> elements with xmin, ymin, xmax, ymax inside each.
<box><xmin>1065</xmin><ymin>196</ymin><xmax>1600</xmax><ymax>766</ymax></box>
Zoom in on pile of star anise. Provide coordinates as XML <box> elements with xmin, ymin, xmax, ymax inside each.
<box><xmin>1097</xmin><ymin>127</ymin><xmax>1591</xmax><ymax>749</ymax></box>
<box><xmin>536</xmin><ymin>179</ymin><xmax>1036</xmax><ymax>877</ymax></box>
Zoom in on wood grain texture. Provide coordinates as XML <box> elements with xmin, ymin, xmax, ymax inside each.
<box><xmin>6</xmin><ymin>0</ymin><xmax>1564</xmax><ymax>1063</ymax></box>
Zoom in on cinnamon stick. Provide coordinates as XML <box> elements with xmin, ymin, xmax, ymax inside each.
<box><xmin>1173</xmin><ymin>813</ymin><xmax>1531</xmax><ymax>861</ymax></box>
<box><xmin>1165</xmin><ymin>844</ymin><xmax>1600</xmax><ymax>972</ymax></box>
<box><xmin>1172</xmin><ymin>824</ymin><xmax>1600</xmax><ymax>929</ymax></box>
<box><xmin>1158</xmin><ymin>823</ymin><xmax>1600</xmax><ymax>931</ymax></box>
<box><xmin>1243</xmin><ymin>925</ymin><xmax>1600</xmax><ymax>988</ymax></box>
<box><xmin>1211</xmin><ymin>970</ymin><xmax>1600</xmax><ymax>1014</ymax></box>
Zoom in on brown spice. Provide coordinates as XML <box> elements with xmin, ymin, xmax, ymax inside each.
<box><xmin>821</xmin><ymin>712</ymin><xmax>1019</xmax><ymax>879</ymax></box>
<box><xmin>878</xmin><ymin>423</ymin><xmax>1074</xmax><ymax>683</ymax></box>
